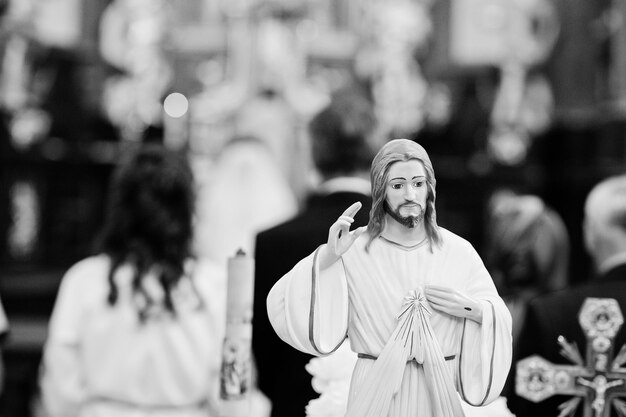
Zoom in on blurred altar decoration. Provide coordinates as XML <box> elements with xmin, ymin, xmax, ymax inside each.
<box><xmin>99</xmin><ymin>0</ymin><xmax>173</xmax><ymax>142</ymax></box>
<box><xmin>7</xmin><ymin>181</ymin><xmax>40</xmax><ymax>260</ymax></box>
<box><xmin>449</xmin><ymin>0</ymin><xmax>559</xmax><ymax>165</ymax></box>
<box><xmin>0</xmin><ymin>0</ymin><xmax>83</xmax><ymax>150</ymax></box>
<box><xmin>0</xmin><ymin>0</ymin><xmax>608</xmax><ymax>165</ymax></box>
<box><xmin>182</xmin><ymin>0</ymin><xmax>362</xmax><ymax>199</ymax></box>
<box><xmin>355</xmin><ymin>0</ymin><xmax>445</xmax><ymax>139</ymax></box>
<box><xmin>0</xmin><ymin>0</ymin><xmax>85</xmax><ymax>268</ymax></box>
<box><xmin>96</xmin><ymin>0</ymin><xmax>444</xmax><ymax>169</ymax></box>
<box><xmin>488</xmin><ymin>0</ymin><xmax>559</xmax><ymax>166</ymax></box>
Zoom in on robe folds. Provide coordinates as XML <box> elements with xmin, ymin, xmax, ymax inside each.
<box><xmin>267</xmin><ymin>228</ymin><xmax>512</xmax><ymax>417</ymax></box>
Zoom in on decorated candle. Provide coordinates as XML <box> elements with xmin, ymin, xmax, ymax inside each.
<box><xmin>220</xmin><ymin>249</ymin><xmax>255</xmax><ymax>417</ymax></box>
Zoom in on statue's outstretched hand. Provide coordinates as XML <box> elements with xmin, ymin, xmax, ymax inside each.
<box><xmin>424</xmin><ymin>285</ymin><xmax>483</xmax><ymax>323</ymax></box>
<box><xmin>319</xmin><ymin>202</ymin><xmax>367</xmax><ymax>270</ymax></box>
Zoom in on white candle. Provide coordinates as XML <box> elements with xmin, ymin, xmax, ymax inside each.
<box><xmin>220</xmin><ymin>249</ymin><xmax>255</xmax><ymax>417</ymax></box>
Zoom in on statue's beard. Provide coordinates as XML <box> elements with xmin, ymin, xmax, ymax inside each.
<box><xmin>384</xmin><ymin>202</ymin><xmax>425</xmax><ymax>229</ymax></box>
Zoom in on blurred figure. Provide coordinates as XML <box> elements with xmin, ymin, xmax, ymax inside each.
<box><xmin>484</xmin><ymin>189</ymin><xmax>569</xmax><ymax>341</ymax></box>
<box><xmin>252</xmin><ymin>87</ymin><xmax>377</xmax><ymax>417</ymax></box>
<box><xmin>194</xmin><ymin>135</ymin><xmax>298</xmax><ymax>266</ymax></box>
<box><xmin>38</xmin><ymin>144</ymin><xmax>227</xmax><ymax>417</ymax></box>
<box><xmin>507</xmin><ymin>174</ymin><xmax>626</xmax><ymax>417</ymax></box>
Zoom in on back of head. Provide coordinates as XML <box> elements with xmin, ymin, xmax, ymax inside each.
<box><xmin>98</xmin><ymin>143</ymin><xmax>195</xmax><ymax>261</ymax></box>
<box><xmin>584</xmin><ymin>174</ymin><xmax>626</xmax><ymax>269</ymax></box>
<box><xmin>96</xmin><ymin>144</ymin><xmax>196</xmax><ymax>320</ymax></box>
<box><xmin>485</xmin><ymin>191</ymin><xmax>569</xmax><ymax>295</ymax></box>
<box><xmin>308</xmin><ymin>89</ymin><xmax>377</xmax><ymax>179</ymax></box>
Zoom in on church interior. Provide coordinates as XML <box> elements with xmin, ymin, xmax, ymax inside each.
<box><xmin>1</xmin><ymin>0</ymin><xmax>626</xmax><ymax>416</ymax></box>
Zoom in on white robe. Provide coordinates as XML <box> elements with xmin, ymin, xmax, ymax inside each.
<box><xmin>267</xmin><ymin>228</ymin><xmax>512</xmax><ymax>417</ymax></box>
<box><xmin>39</xmin><ymin>255</ymin><xmax>227</xmax><ymax>417</ymax></box>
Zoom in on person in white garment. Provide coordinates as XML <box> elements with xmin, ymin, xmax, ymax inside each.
<box><xmin>38</xmin><ymin>144</ymin><xmax>227</xmax><ymax>417</ymax></box>
<box><xmin>267</xmin><ymin>138</ymin><xmax>512</xmax><ymax>417</ymax></box>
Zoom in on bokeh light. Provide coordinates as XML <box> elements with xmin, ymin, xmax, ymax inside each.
<box><xmin>163</xmin><ymin>92</ymin><xmax>189</xmax><ymax>118</ymax></box>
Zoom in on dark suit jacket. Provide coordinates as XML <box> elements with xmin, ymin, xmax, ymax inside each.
<box><xmin>506</xmin><ymin>263</ymin><xmax>626</xmax><ymax>417</ymax></box>
<box><xmin>252</xmin><ymin>190</ymin><xmax>371</xmax><ymax>417</ymax></box>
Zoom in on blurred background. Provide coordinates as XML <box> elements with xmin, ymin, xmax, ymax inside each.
<box><xmin>0</xmin><ymin>0</ymin><xmax>625</xmax><ymax>415</ymax></box>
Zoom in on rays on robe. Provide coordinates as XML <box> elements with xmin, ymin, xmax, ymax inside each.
<box><xmin>344</xmin><ymin>288</ymin><xmax>465</xmax><ymax>417</ymax></box>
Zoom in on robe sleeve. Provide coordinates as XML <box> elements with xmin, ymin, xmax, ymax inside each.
<box><xmin>456</xmin><ymin>243</ymin><xmax>513</xmax><ymax>407</ymax></box>
<box><xmin>266</xmin><ymin>246</ymin><xmax>349</xmax><ymax>356</ymax></box>
<box><xmin>39</xmin><ymin>260</ymin><xmax>91</xmax><ymax>417</ymax></box>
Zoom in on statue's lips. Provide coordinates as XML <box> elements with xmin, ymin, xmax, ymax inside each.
<box><xmin>400</xmin><ymin>203</ymin><xmax>421</xmax><ymax>210</ymax></box>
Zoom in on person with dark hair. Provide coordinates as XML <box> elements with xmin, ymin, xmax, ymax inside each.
<box><xmin>252</xmin><ymin>88</ymin><xmax>376</xmax><ymax>417</ymax></box>
<box><xmin>266</xmin><ymin>139</ymin><xmax>512</xmax><ymax>417</ymax></box>
<box><xmin>308</xmin><ymin>90</ymin><xmax>378</xmax><ymax>179</ymax></box>
<box><xmin>38</xmin><ymin>144</ymin><xmax>226</xmax><ymax>417</ymax></box>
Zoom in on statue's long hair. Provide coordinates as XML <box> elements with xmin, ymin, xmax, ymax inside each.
<box><xmin>366</xmin><ymin>139</ymin><xmax>441</xmax><ymax>251</ymax></box>
<box><xmin>95</xmin><ymin>144</ymin><xmax>201</xmax><ymax>322</ymax></box>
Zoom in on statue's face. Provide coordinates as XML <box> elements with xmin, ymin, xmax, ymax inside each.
<box><xmin>384</xmin><ymin>159</ymin><xmax>428</xmax><ymax>228</ymax></box>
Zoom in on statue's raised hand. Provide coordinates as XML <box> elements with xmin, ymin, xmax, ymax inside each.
<box><xmin>319</xmin><ymin>202</ymin><xmax>367</xmax><ymax>270</ymax></box>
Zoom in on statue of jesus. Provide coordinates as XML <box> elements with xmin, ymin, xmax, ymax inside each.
<box><xmin>266</xmin><ymin>138</ymin><xmax>513</xmax><ymax>417</ymax></box>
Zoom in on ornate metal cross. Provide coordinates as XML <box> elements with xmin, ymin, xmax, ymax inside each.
<box><xmin>516</xmin><ymin>298</ymin><xmax>626</xmax><ymax>417</ymax></box>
